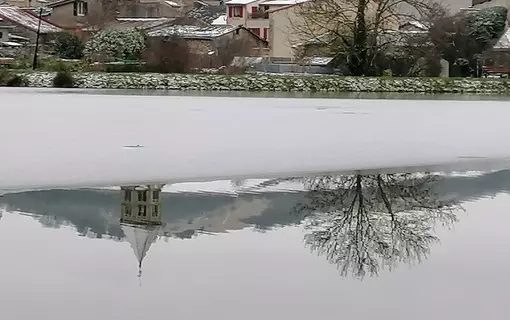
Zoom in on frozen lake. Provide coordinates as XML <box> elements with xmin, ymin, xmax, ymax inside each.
<box><xmin>1</xmin><ymin>89</ymin><xmax>510</xmax><ymax>319</ymax></box>
<box><xmin>2</xmin><ymin>88</ymin><xmax>510</xmax><ymax>190</ymax></box>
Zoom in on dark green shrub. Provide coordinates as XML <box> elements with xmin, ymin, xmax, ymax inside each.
<box><xmin>53</xmin><ymin>71</ymin><xmax>74</xmax><ymax>88</ymax></box>
<box><xmin>55</xmin><ymin>32</ymin><xmax>84</xmax><ymax>59</ymax></box>
<box><xmin>6</xmin><ymin>74</ymin><xmax>29</xmax><ymax>87</ymax></box>
<box><xmin>0</xmin><ymin>68</ymin><xmax>10</xmax><ymax>84</ymax></box>
<box><xmin>0</xmin><ymin>69</ymin><xmax>28</xmax><ymax>87</ymax></box>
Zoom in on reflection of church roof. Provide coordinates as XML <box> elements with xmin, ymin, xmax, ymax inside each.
<box><xmin>121</xmin><ymin>223</ymin><xmax>160</xmax><ymax>274</ymax></box>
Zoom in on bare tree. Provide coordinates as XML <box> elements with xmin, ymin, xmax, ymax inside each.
<box><xmin>289</xmin><ymin>0</ymin><xmax>443</xmax><ymax>75</ymax></box>
<box><xmin>295</xmin><ymin>173</ymin><xmax>461</xmax><ymax>278</ymax></box>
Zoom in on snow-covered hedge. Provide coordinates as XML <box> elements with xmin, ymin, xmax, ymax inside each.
<box><xmin>84</xmin><ymin>29</ymin><xmax>146</xmax><ymax>60</ymax></box>
<box><xmin>19</xmin><ymin>71</ymin><xmax>510</xmax><ymax>93</ymax></box>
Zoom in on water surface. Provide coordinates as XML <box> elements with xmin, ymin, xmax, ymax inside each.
<box><xmin>1</xmin><ymin>171</ymin><xmax>510</xmax><ymax>319</ymax></box>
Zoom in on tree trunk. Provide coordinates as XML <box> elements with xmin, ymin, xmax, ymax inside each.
<box><xmin>348</xmin><ymin>0</ymin><xmax>368</xmax><ymax>76</ymax></box>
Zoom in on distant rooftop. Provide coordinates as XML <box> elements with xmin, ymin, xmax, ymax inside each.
<box><xmin>165</xmin><ymin>0</ymin><xmax>181</xmax><ymax>7</ymax></box>
<box><xmin>211</xmin><ymin>14</ymin><xmax>226</xmax><ymax>25</ymax></box>
<box><xmin>472</xmin><ymin>0</ymin><xmax>491</xmax><ymax>6</ymax></box>
<box><xmin>108</xmin><ymin>17</ymin><xmax>175</xmax><ymax>30</ymax></box>
<box><xmin>0</xmin><ymin>6</ymin><xmax>61</xmax><ymax>34</ymax></box>
<box><xmin>259</xmin><ymin>0</ymin><xmax>307</xmax><ymax>5</ymax></box>
<box><xmin>225</xmin><ymin>0</ymin><xmax>257</xmax><ymax>5</ymax></box>
<box><xmin>186</xmin><ymin>4</ymin><xmax>226</xmax><ymax>24</ymax></box>
<box><xmin>148</xmin><ymin>24</ymin><xmax>238</xmax><ymax>39</ymax></box>
<box><xmin>493</xmin><ymin>28</ymin><xmax>510</xmax><ymax>50</ymax></box>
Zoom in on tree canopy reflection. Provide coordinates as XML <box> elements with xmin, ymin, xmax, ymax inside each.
<box><xmin>297</xmin><ymin>173</ymin><xmax>462</xmax><ymax>278</ymax></box>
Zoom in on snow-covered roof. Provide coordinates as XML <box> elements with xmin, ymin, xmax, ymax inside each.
<box><xmin>108</xmin><ymin>17</ymin><xmax>175</xmax><ymax>30</ymax></box>
<box><xmin>165</xmin><ymin>0</ymin><xmax>181</xmax><ymax>7</ymax></box>
<box><xmin>493</xmin><ymin>28</ymin><xmax>510</xmax><ymax>50</ymax></box>
<box><xmin>118</xmin><ymin>17</ymin><xmax>170</xmax><ymax>21</ymax></box>
<box><xmin>0</xmin><ymin>6</ymin><xmax>61</xmax><ymax>34</ymax></box>
<box><xmin>225</xmin><ymin>0</ymin><xmax>257</xmax><ymax>5</ymax></box>
<box><xmin>231</xmin><ymin>56</ymin><xmax>266</xmax><ymax>66</ymax></box>
<box><xmin>0</xmin><ymin>41</ymin><xmax>22</xmax><ymax>46</ymax></box>
<box><xmin>400</xmin><ymin>20</ymin><xmax>428</xmax><ymax>31</ymax></box>
<box><xmin>9</xmin><ymin>34</ymin><xmax>29</xmax><ymax>41</ymax></box>
<box><xmin>259</xmin><ymin>0</ymin><xmax>307</xmax><ymax>5</ymax></box>
<box><xmin>186</xmin><ymin>5</ymin><xmax>226</xmax><ymax>24</ymax></box>
<box><xmin>211</xmin><ymin>14</ymin><xmax>227</xmax><ymax>25</ymax></box>
<box><xmin>300</xmin><ymin>56</ymin><xmax>334</xmax><ymax>66</ymax></box>
<box><xmin>149</xmin><ymin>24</ymin><xmax>238</xmax><ymax>39</ymax></box>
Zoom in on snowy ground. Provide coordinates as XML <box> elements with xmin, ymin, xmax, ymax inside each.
<box><xmin>2</xmin><ymin>89</ymin><xmax>510</xmax><ymax>191</ymax></box>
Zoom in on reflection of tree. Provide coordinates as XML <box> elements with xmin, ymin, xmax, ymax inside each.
<box><xmin>297</xmin><ymin>174</ymin><xmax>461</xmax><ymax>279</ymax></box>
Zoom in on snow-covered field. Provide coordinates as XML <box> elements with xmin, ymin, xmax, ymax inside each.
<box><xmin>2</xmin><ymin>89</ymin><xmax>510</xmax><ymax>192</ymax></box>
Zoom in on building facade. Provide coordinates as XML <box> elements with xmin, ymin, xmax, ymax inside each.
<box><xmin>225</xmin><ymin>0</ymin><xmax>303</xmax><ymax>40</ymax></box>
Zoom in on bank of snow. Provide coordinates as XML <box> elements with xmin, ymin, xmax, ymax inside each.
<box><xmin>19</xmin><ymin>71</ymin><xmax>510</xmax><ymax>93</ymax></box>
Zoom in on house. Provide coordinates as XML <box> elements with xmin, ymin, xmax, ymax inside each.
<box><xmin>47</xmin><ymin>0</ymin><xmax>189</xmax><ymax>30</ymax></box>
<box><xmin>47</xmin><ymin>0</ymin><xmax>91</xmax><ymax>29</ymax></box>
<box><xmin>266</xmin><ymin>0</ymin><xmax>398</xmax><ymax>60</ymax></box>
<box><xmin>148</xmin><ymin>24</ymin><xmax>268</xmax><ymax>66</ymax></box>
<box><xmin>225</xmin><ymin>0</ymin><xmax>305</xmax><ymax>40</ymax></box>
<box><xmin>0</xmin><ymin>6</ymin><xmax>61</xmax><ymax>42</ymax></box>
<box><xmin>265</xmin><ymin>2</ymin><xmax>307</xmax><ymax>59</ymax></box>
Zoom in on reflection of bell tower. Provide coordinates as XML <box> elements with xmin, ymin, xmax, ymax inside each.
<box><xmin>120</xmin><ymin>184</ymin><xmax>164</xmax><ymax>281</ymax></box>
<box><xmin>121</xmin><ymin>223</ymin><xmax>160</xmax><ymax>279</ymax></box>
<box><xmin>120</xmin><ymin>184</ymin><xmax>164</xmax><ymax>225</ymax></box>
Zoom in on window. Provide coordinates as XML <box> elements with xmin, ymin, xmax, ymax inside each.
<box><xmin>138</xmin><ymin>205</ymin><xmax>147</xmax><ymax>216</ymax></box>
<box><xmin>124</xmin><ymin>205</ymin><xmax>131</xmax><ymax>216</ymax></box>
<box><xmin>263</xmin><ymin>28</ymin><xmax>268</xmax><ymax>40</ymax></box>
<box><xmin>137</xmin><ymin>190</ymin><xmax>148</xmax><ymax>202</ymax></box>
<box><xmin>233</xmin><ymin>6</ymin><xmax>243</xmax><ymax>17</ymax></box>
<box><xmin>73</xmin><ymin>1</ymin><xmax>88</xmax><ymax>17</ymax></box>
<box><xmin>124</xmin><ymin>190</ymin><xmax>131</xmax><ymax>201</ymax></box>
<box><xmin>152</xmin><ymin>190</ymin><xmax>160</xmax><ymax>201</ymax></box>
<box><xmin>152</xmin><ymin>205</ymin><xmax>159</xmax><ymax>217</ymax></box>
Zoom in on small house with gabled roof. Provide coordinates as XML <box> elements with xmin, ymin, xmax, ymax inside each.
<box><xmin>0</xmin><ymin>6</ymin><xmax>61</xmax><ymax>42</ymax></box>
